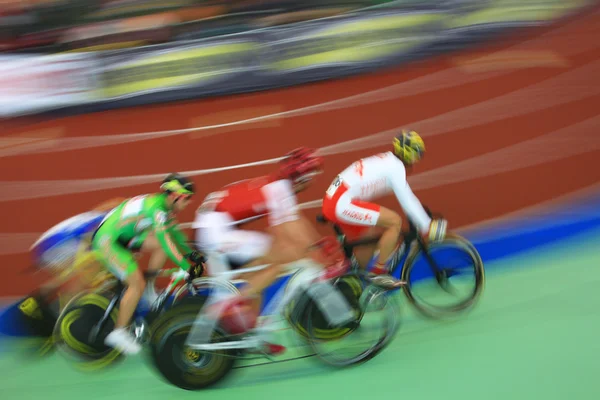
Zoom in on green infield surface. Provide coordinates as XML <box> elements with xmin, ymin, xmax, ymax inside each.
<box><xmin>1</xmin><ymin>228</ymin><xmax>599</xmax><ymax>400</ymax></box>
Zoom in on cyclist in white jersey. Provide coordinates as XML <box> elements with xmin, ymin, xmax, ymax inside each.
<box><xmin>321</xmin><ymin>130</ymin><xmax>448</xmax><ymax>289</ymax></box>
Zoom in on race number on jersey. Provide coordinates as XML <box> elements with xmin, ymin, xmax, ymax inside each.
<box><xmin>326</xmin><ymin>175</ymin><xmax>342</xmax><ymax>198</ymax></box>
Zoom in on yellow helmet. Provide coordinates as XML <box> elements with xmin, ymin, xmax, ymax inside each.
<box><xmin>393</xmin><ymin>130</ymin><xmax>425</xmax><ymax>165</ymax></box>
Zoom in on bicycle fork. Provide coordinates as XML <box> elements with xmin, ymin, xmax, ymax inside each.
<box><xmin>88</xmin><ymin>289</ymin><xmax>123</xmax><ymax>344</ymax></box>
<box><xmin>419</xmin><ymin>244</ymin><xmax>455</xmax><ymax>294</ymax></box>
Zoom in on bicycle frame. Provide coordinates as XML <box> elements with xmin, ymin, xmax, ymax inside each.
<box><xmin>87</xmin><ymin>268</ymin><xmax>195</xmax><ymax>344</ymax></box>
<box><xmin>183</xmin><ymin>258</ymin><xmax>355</xmax><ymax>356</ymax></box>
<box><xmin>315</xmin><ymin>207</ymin><xmax>445</xmax><ymax>280</ymax></box>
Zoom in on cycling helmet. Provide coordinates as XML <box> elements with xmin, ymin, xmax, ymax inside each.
<box><xmin>393</xmin><ymin>130</ymin><xmax>425</xmax><ymax>165</ymax></box>
<box><xmin>279</xmin><ymin>147</ymin><xmax>324</xmax><ymax>185</ymax></box>
<box><xmin>160</xmin><ymin>173</ymin><xmax>195</xmax><ymax>195</ymax></box>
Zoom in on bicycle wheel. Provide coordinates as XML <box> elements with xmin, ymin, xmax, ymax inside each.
<box><xmin>305</xmin><ymin>282</ymin><xmax>401</xmax><ymax>367</ymax></box>
<box><xmin>149</xmin><ymin>314</ymin><xmax>236</xmax><ymax>390</ymax></box>
<box><xmin>285</xmin><ymin>274</ymin><xmax>364</xmax><ymax>341</ymax></box>
<box><xmin>147</xmin><ymin>295</ymin><xmax>210</xmax><ymax>363</ymax></box>
<box><xmin>52</xmin><ymin>289</ymin><xmax>124</xmax><ymax>371</ymax></box>
<box><xmin>401</xmin><ymin>233</ymin><xmax>485</xmax><ymax>318</ymax></box>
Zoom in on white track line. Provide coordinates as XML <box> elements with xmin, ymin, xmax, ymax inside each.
<box><xmin>319</xmin><ymin>57</ymin><xmax>600</xmax><ymax>155</ymax></box>
<box><xmin>0</xmin><ymin>69</ymin><xmax>500</xmax><ymax>158</ymax></box>
<box><xmin>1</xmin><ymin>16</ymin><xmax>596</xmax><ymax>159</ymax></box>
<box><xmin>409</xmin><ymin>113</ymin><xmax>600</xmax><ymax>190</ymax></box>
<box><xmin>2</xmin><ymin>114</ymin><xmax>598</xmax><ymax>256</ymax></box>
<box><xmin>1</xmin><ymin>58</ymin><xmax>598</xmax><ymax>202</ymax></box>
<box><xmin>0</xmin><ymin>156</ymin><xmax>285</xmax><ymax>202</ymax></box>
<box><xmin>0</xmin><ymin>233</ymin><xmax>42</xmax><ymax>256</ymax></box>
<box><xmin>275</xmin><ymin>112</ymin><xmax>600</xmax><ymax>213</ymax></box>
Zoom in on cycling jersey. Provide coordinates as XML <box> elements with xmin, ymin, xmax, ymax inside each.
<box><xmin>195</xmin><ymin>176</ymin><xmax>300</xmax><ymax>227</ymax></box>
<box><xmin>322</xmin><ymin>151</ymin><xmax>431</xmax><ymax>238</ymax></box>
<box><xmin>92</xmin><ymin>194</ymin><xmax>193</xmax><ymax>279</ymax></box>
<box><xmin>192</xmin><ymin>176</ymin><xmax>299</xmax><ymax>273</ymax></box>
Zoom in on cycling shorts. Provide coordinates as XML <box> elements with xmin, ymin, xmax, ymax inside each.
<box><xmin>194</xmin><ymin>211</ymin><xmax>272</xmax><ymax>275</ymax></box>
<box><xmin>322</xmin><ymin>182</ymin><xmax>381</xmax><ymax>240</ymax></box>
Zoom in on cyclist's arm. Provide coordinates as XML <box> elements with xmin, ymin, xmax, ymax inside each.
<box><xmin>152</xmin><ymin>210</ymin><xmax>192</xmax><ymax>271</ymax></box>
<box><xmin>166</xmin><ymin>223</ymin><xmax>194</xmax><ymax>255</ymax></box>
<box><xmin>388</xmin><ymin>163</ymin><xmax>432</xmax><ymax>235</ymax></box>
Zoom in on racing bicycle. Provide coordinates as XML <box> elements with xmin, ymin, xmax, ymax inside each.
<box><xmin>147</xmin><ymin>256</ymin><xmax>401</xmax><ymax>390</ymax></box>
<box><xmin>316</xmin><ymin>206</ymin><xmax>485</xmax><ymax>318</ymax></box>
<box><xmin>51</xmin><ymin>261</ymin><xmax>206</xmax><ymax>371</ymax></box>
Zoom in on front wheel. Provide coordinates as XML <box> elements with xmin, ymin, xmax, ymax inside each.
<box><xmin>401</xmin><ymin>233</ymin><xmax>485</xmax><ymax>319</ymax></box>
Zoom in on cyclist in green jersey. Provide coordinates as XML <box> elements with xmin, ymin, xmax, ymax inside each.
<box><xmin>92</xmin><ymin>173</ymin><xmax>201</xmax><ymax>354</ymax></box>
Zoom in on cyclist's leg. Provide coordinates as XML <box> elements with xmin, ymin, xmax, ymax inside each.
<box><xmin>194</xmin><ymin>214</ymin><xmax>273</xmax><ymax>316</ymax></box>
<box><xmin>56</xmin><ymin>241</ymin><xmax>107</xmax><ymax>302</ymax></box>
<box><xmin>205</xmin><ymin>222</ymin><xmax>311</xmax><ymax>314</ymax></box>
<box><xmin>195</xmin><ymin>210</ymin><xmax>299</xmax><ymax>280</ymax></box>
<box><xmin>92</xmin><ymin>233</ymin><xmax>143</xmax><ymax>354</ymax></box>
<box><xmin>135</xmin><ymin>231</ymin><xmax>165</xmax><ymax>271</ymax></box>
<box><xmin>34</xmin><ymin>239</ymin><xmax>102</xmax><ymax>314</ymax></box>
<box><xmin>132</xmin><ymin>230</ymin><xmax>164</xmax><ymax>303</ymax></box>
<box><xmin>206</xmin><ymin>227</ymin><xmax>280</xmax><ymax>298</ymax></box>
<box><xmin>239</xmin><ymin>213</ymin><xmax>327</xmax><ymax>298</ymax></box>
<box><xmin>221</xmin><ymin>229</ymin><xmax>272</xmax><ymax>282</ymax></box>
<box><xmin>208</xmin><ymin>225</ymin><xmax>314</xmax><ymax>355</ymax></box>
<box><xmin>327</xmin><ymin>194</ymin><xmax>403</xmax><ymax>288</ymax></box>
<box><xmin>345</xmin><ymin>225</ymin><xmax>384</xmax><ymax>268</ymax></box>
<box><xmin>195</xmin><ymin>224</ymin><xmax>280</xmax><ymax>347</ymax></box>
<box><xmin>332</xmin><ymin>194</ymin><xmax>402</xmax><ymax>267</ymax></box>
<box><xmin>194</xmin><ymin>211</ymin><xmax>237</xmax><ymax>275</ymax></box>
<box><xmin>353</xmin><ymin>203</ymin><xmax>402</xmax><ymax>272</ymax></box>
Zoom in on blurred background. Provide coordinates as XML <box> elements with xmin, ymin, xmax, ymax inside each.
<box><xmin>0</xmin><ymin>0</ymin><xmax>432</xmax><ymax>53</ymax></box>
<box><xmin>0</xmin><ymin>0</ymin><xmax>592</xmax><ymax>119</ymax></box>
<box><xmin>0</xmin><ymin>0</ymin><xmax>586</xmax><ymax>52</ymax></box>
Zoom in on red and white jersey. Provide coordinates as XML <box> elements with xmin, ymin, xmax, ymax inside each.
<box><xmin>194</xmin><ymin>175</ymin><xmax>300</xmax><ymax>227</ymax></box>
<box><xmin>326</xmin><ymin>151</ymin><xmax>432</xmax><ymax>232</ymax></box>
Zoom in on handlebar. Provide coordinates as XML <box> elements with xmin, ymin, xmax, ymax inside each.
<box><xmin>187</xmin><ymin>256</ymin><xmax>206</xmax><ymax>281</ymax></box>
<box><xmin>181</xmin><ymin>246</ymin><xmax>207</xmax><ymax>279</ymax></box>
<box><xmin>157</xmin><ymin>255</ymin><xmax>205</xmax><ymax>283</ymax></box>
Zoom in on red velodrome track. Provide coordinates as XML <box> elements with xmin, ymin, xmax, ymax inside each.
<box><xmin>1</xmin><ymin>7</ymin><xmax>599</xmax><ymax>296</ymax></box>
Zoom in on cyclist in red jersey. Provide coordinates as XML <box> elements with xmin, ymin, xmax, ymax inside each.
<box><xmin>193</xmin><ymin>148</ymin><xmax>340</xmax><ymax>354</ymax></box>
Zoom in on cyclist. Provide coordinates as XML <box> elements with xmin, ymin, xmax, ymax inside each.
<box><xmin>92</xmin><ymin>173</ymin><xmax>203</xmax><ymax>355</ymax></box>
<box><xmin>321</xmin><ymin>130</ymin><xmax>448</xmax><ymax>289</ymax></box>
<box><xmin>193</xmin><ymin>147</ymin><xmax>343</xmax><ymax>354</ymax></box>
<box><xmin>16</xmin><ymin>197</ymin><xmax>127</xmax><ymax>356</ymax></box>
<box><xmin>30</xmin><ymin>197</ymin><xmax>127</xmax><ymax>296</ymax></box>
